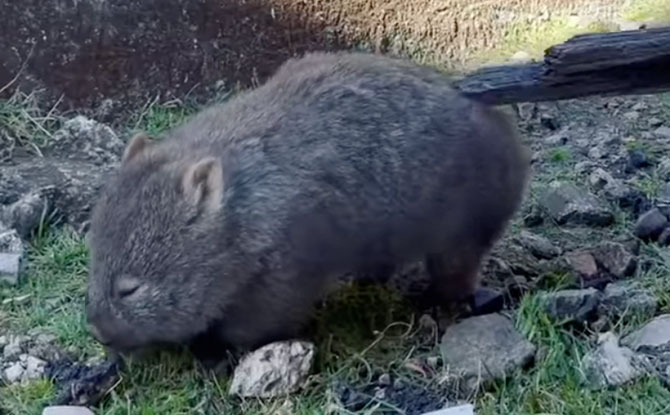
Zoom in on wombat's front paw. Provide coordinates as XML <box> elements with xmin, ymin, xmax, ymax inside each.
<box><xmin>197</xmin><ymin>355</ymin><xmax>236</xmax><ymax>377</ymax></box>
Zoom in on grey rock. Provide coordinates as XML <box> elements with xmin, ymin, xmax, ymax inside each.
<box><xmin>539</xmin><ymin>288</ymin><xmax>600</xmax><ymax>323</ymax></box>
<box><xmin>582</xmin><ymin>332</ymin><xmax>649</xmax><ymax>388</ymax></box>
<box><xmin>654</xmin><ymin>126</ymin><xmax>670</xmax><ymax>139</ymax></box>
<box><xmin>0</xmin><ymin>157</ymin><xmax>114</xmax><ymax>229</ymax></box>
<box><xmin>22</xmin><ymin>355</ymin><xmax>47</xmax><ymax>380</ymax></box>
<box><xmin>378</xmin><ymin>373</ymin><xmax>391</xmax><ymax>386</ymax></box>
<box><xmin>648</xmin><ymin>117</ymin><xmax>664</xmax><ymax>128</ymax></box>
<box><xmin>42</xmin><ymin>406</ymin><xmax>95</xmax><ymax>415</ymax></box>
<box><xmin>0</xmin><ymin>252</ymin><xmax>23</xmax><ymax>285</ymax></box>
<box><xmin>599</xmin><ymin>281</ymin><xmax>657</xmax><ymax>318</ymax></box>
<box><xmin>656</xmin><ymin>182</ymin><xmax>670</xmax><ymax>217</ymax></box>
<box><xmin>588</xmin><ymin>168</ymin><xmax>637</xmax><ymax>207</ymax></box>
<box><xmin>440</xmin><ymin>313</ymin><xmax>535</xmax><ymax>395</ymax></box>
<box><xmin>540</xmin><ymin>182</ymin><xmax>614</xmax><ymax>227</ymax></box>
<box><xmin>487</xmin><ymin>243</ymin><xmax>546</xmax><ymax>278</ymax></box>
<box><xmin>3</xmin><ymin>362</ymin><xmax>24</xmax><ymax>383</ymax></box>
<box><xmin>3</xmin><ymin>335</ymin><xmax>25</xmax><ymax>359</ymax></box>
<box><xmin>522</xmin><ymin>204</ymin><xmax>544</xmax><ymax>227</ymax></box>
<box><xmin>622</xmin><ymin>315</ymin><xmax>670</xmax><ymax>353</ymax></box>
<box><xmin>229</xmin><ymin>341</ymin><xmax>315</xmax><ymax>398</ymax></box>
<box><xmin>634</xmin><ymin>208</ymin><xmax>668</xmax><ymax>241</ymax></box>
<box><xmin>46</xmin><ymin>116</ymin><xmax>125</xmax><ymax>165</ymax></box>
<box><xmin>27</xmin><ymin>334</ymin><xmax>64</xmax><ymax>362</ymax></box>
<box><xmin>544</xmin><ymin>130</ymin><xmax>569</xmax><ymax>146</ymax></box>
<box><xmin>587</xmin><ymin>146</ymin><xmax>607</xmax><ymax>160</ymax></box>
<box><xmin>517</xmin><ymin>230</ymin><xmax>561</xmax><ymax>259</ymax></box>
<box><xmin>623</xmin><ymin>111</ymin><xmax>639</xmax><ymax>121</ymax></box>
<box><xmin>421</xmin><ymin>404</ymin><xmax>475</xmax><ymax>415</ymax></box>
<box><xmin>631</xmin><ymin>102</ymin><xmax>648</xmax><ymax>111</ymax></box>
<box><xmin>516</xmin><ymin>102</ymin><xmax>536</xmax><ymax>122</ymax></box>
<box><xmin>628</xmin><ymin>149</ymin><xmax>651</xmax><ymax>169</ymax></box>
<box><xmin>575</xmin><ymin>160</ymin><xmax>596</xmax><ymax>175</ymax></box>
<box><xmin>657</xmin><ymin>158</ymin><xmax>670</xmax><ymax>181</ymax></box>
<box><xmin>0</xmin><ymin>224</ymin><xmax>23</xmax><ymax>253</ymax></box>
<box><xmin>540</xmin><ymin>113</ymin><xmax>559</xmax><ymax>130</ymax></box>
<box><xmin>591</xmin><ymin>242</ymin><xmax>637</xmax><ymax>279</ymax></box>
<box><xmin>564</xmin><ymin>251</ymin><xmax>599</xmax><ymax>280</ymax></box>
<box><xmin>0</xmin><ymin>190</ymin><xmax>49</xmax><ymax>239</ymax></box>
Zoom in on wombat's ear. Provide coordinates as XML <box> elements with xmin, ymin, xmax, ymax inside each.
<box><xmin>181</xmin><ymin>157</ymin><xmax>224</xmax><ymax>212</ymax></box>
<box><xmin>122</xmin><ymin>132</ymin><xmax>154</xmax><ymax>164</ymax></box>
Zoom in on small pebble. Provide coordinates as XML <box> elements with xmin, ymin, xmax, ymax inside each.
<box><xmin>0</xmin><ymin>252</ymin><xmax>22</xmax><ymax>285</ymax></box>
<box><xmin>628</xmin><ymin>149</ymin><xmax>651</xmax><ymax>169</ymax></box>
<box><xmin>654</xmin><ymin>126</ymin><xmax>670</xmax><ymax>139</ymax></box>
<box><xmin>634</xmin><ymin>208</ymin><xmax>668</xmax><ymax>241</ymax></box>
<box><xmin>648</xmin><ymin>117</ymin><xmax>663</xmax><ymax>127</ymax></box>
<box><xmin>421</xmin><ymin>404</ymin><xmax>475</xmax><ymax>415</ymax></box>
<box><xmin>540</xmin><ymin>114</ymin><xmax>559</xmax><ymax>130</ymax></box>
<box><xmin>378</xmin><ymin>373</ymin><xmax>391</xmax><ymax>386</ymax></box>
<box><xmin>42</xmin><ymin>406</ymin><xmax>95</xmax><ymax>415</ymax></box>
<box><xmin>3</xmin><ymin>362</ymin><xmax>24</xmax><ymax>383</ymax></box>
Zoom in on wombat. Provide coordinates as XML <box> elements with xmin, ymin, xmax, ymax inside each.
<box><xmin>85</xmin><ymin>51</ymin><xmax>530</xmax><ymax>360</ymax></box>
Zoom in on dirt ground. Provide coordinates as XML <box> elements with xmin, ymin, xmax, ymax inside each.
<box><xmin>0</xmin><ymin>0</ymin><xmax>629</xmax><ymax>122</ymax></box>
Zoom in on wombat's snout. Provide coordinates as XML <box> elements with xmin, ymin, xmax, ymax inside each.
<box><xmin>87</xmin><ymin>321</ymin><xmax>110</xmax><ymax>346</ymax></box>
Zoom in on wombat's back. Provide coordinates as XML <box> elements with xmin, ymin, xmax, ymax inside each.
<box><xmin>161</xmin><ymin>51</ymin><xmax>529</xmax><ymax>274</ymax></box>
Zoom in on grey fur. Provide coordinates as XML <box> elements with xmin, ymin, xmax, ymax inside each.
<box><xmin>85</xmin><ymin>51</ymin><xmax>531</xmax><ymax>356</ymax></box>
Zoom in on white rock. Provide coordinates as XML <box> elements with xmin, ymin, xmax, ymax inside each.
<box><xmin>3</xmin><ymin>362</ymin><xmax>25</xmax><ymax>383</ymax></box>
<box><xmin>0</xmin><ymin>226</ymin><xmax>24</xmax><ymax>253</ymax></box>
<box><xmin>0</xmin><ymin>252</ymin><xmax>22</xmax><ymax>285</ymax></box>
<box><xmin>421</xmin><ymin>404</ymin><xmax>475</xmax><ymax>415</ymax></box>
<box><xmin>23</xmin><ymin>355</ymin><xmax>47</xmax><ymax>380</ymax></box>
<box><xmin>229</xmin><ymin>341</ymin><xmax>315</xmax><ymax>398</ymax></box>
<box><xmin>3</xmin><ymin>335</ymin><xmax>24</xmax><ymax>359</ymax></box>
<box><xmin>654</xmin><ymin>126</ymin><xmax>670</xmax><ymax>139</ymax></box>
<box><xmin>582</xmin><ymin>332</ymin><xmax>649</xmax><ymax>388</ymax></box>
<box><xmin>42</xmin><ymin>406</ymin><xmax>96</xmax><ymax>415</ymax></box>
<box><xmin>509</xmin><ymin>51</ymin><xmax>532</xmax><ymax>64</ymax></box>
<box><xmin>622</xmin><ymin>314</ymin><xmax>670</xmax><ymax>353</ymax></box>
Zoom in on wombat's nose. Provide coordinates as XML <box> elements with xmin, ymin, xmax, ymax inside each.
<box><xmin>87</xmin><ymin>322</ymin><xmax>110</xmax><ymax>346</ymax></box>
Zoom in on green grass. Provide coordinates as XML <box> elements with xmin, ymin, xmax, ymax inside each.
<box><xmin>472</xmin><ymin>0</ymin><xmax>670</xmax><ymax>69</ymax></box>
<box><xmin>128</xmin><ymin>98</ymin><xmax>199</xmax><ymax>137</ymax></box>
<box><xmin>631</xmin><ymin>171</ymin><xmax>664</xmax><ymax>199</ymax></box>
<box><xmin>623</xmin><ymin>0</ymin><xmax>670</xmax><ymax>22</ymax></box>
<box><xmin>0</xmin><ymin>90</ymin><xmax>62</xmax><ymax>157</ymax></box>
<box><xmin>472</xmin><ymin>17</ymin><xmax>613</xmax><ymax>67</ymax></box>
<box><xmin>0</xmin><ymin>226</ymin><xmax>100</xmax><ymax>358</ymax></box>
<box><xmin>4</xmin><ymin>223</ymin><xmax>670</xmax><ymax>414</ymax></box>
<box><xmin>478</xmin><ymin>294</ymin><xmax>670</xmax><ymax>415</ymax></box>
<box><xmin>548</xmin><ymin>147</ymin><xmax>573</xmax><ymax>164</ymax></box>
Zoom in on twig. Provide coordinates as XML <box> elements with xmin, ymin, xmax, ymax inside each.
<box><xmin>0</xmin><ymin>42</ymin><xmax>36</xmax><ymax>96</ymax></box>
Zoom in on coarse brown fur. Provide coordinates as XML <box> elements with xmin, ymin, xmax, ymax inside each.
<box><xmin>85</xmin><ymin>51</ymin><xmax>531</xmax><ymax>360</ymax></box>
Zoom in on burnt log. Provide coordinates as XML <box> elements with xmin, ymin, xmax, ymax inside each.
<box><xmin>454</xmin><ymin>27</ymin><xmax>670</xmax><ymax>105</ymax></box>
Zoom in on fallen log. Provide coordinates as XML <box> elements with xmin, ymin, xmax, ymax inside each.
<box><xmin>453</xmin><ymin>27</ymin><xmax>670</xmax><ymax>105</ymax></box>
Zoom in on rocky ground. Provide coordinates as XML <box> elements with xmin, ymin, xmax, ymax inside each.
<box><xmin>2</xmin><ymin>89</ymin><xmax>670</xmax><ymax>414</ymax></box>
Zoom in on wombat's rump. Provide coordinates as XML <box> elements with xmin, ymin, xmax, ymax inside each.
<box><xmin>85</xmin><ymin>51</ymin><xmax>530</xmax><ymax>358</ymax></box>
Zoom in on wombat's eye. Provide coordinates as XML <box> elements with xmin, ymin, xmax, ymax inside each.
<box><xmin>116</xmin><ymin>276</ymin><xmax>141</xmax><ymax>298</ymax></box>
